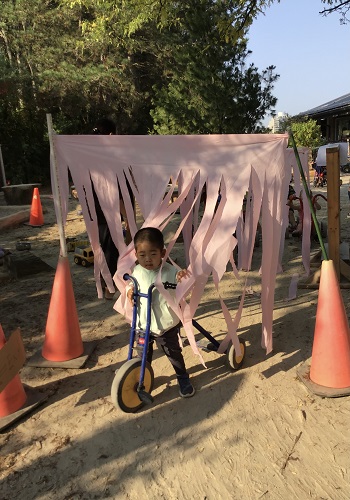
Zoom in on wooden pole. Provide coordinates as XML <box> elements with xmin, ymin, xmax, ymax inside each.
<box><xmin>46</xmin><ymin>113</ymin><xmax>68</xmax><ymax>258</ymax></box>
<box><xmin>0</xmin><ymin>144</ymin><xmax>6</xmax><ymax>187</ymax></box>
<box><xmin>326</xmin><ymin>147</ymin><xmax>340</xmax><ymax>279</ymax></box>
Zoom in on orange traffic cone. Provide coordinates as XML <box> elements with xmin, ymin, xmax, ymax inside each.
<box><xmin>42</xmin><ymin>255</ymin><xmax>84</xmax><ymax>361</ymax></box>
<box><xmin>309</xmin><ymin>260</ymin><xmax>350</xmax><ymax>389</ymax></box>
<box><xmin>0</xmin><ymin>325</ymin><xmax>27</xmax><ymax>418</ymax></box>
<box><xmin>29</xmin><ymin>187</ymin><xmax>44</xmax><ymax>226</ymax></box>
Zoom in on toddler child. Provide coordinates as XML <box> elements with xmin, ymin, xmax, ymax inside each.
<box><xmin>127</xmin><ymin>227</ymin><xmax>195</xmax><ymax>398</ymax></box>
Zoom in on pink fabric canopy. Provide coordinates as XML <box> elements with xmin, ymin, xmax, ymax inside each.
<box><xmin>52</xmin><ymin>133</ymin><xmax>295</xmax><ymax>361</ymax></box>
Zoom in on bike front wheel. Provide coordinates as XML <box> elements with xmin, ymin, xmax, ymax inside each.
<box><xmin>111</xmin><ymin>358</ymin><xmax>154</xmax><ymax>413</ymax></box>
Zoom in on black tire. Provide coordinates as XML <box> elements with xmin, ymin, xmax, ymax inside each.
<box><xmin>225</xmin><ymin>339</ymin><xmax>246</xmax><ymax>370</ymax></box>
<box><xmin>81</xmin><ymin>259</ymin><xmax>87</xmax><ymax>267</ymax></box>
<box><xmin>111</xmin><ymin>359</ymin><xmax>154</xmax><ymax>413</ymax></box>
<box><xmin>343</xmin><ymin>164</ymin><xmax>350</xmax><ymax>173</ymax></box>
<box><xmin>74</xmin><ymin>257</ymin><xmax>80</xmax><ymax>265</ymax></box>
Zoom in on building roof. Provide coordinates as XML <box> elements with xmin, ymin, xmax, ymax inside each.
<box><xmin>299</xmin><ymin>93</ymin><xmax>350</xmax><ymax>117</ymax></box>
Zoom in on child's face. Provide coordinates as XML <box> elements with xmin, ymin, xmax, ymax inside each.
<box><xmin>135</xmin><ymin>241</ymin><xmax>165</xmax><ymax>271</ymax></box>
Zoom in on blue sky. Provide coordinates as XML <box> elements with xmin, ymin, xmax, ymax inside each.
<box><xmin>248</xmin><ymin>0</ymin><xmax>350</xmax><ymax>123</ymax></box>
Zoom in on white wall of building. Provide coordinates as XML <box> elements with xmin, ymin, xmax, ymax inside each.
<box><xmin>268</xmin><ymin>112</ymin><xmax>288</xmax><ymax>133</ymax></box>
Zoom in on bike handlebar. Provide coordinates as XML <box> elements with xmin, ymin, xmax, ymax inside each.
<box><xmin>123</xmin><ymin>274</ymin><xmax>177</xmax><ymax>294</ymax></box>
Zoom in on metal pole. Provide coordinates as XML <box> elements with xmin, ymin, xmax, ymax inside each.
<box><xmin>289</xmin><ymin>130</ymin><xmax>328</xmax><ymax>261</ymax></box>
<box><xmin>46</xmin><ymin>113</ymin><xmax>67</xmax><ymax>258</ymax></box>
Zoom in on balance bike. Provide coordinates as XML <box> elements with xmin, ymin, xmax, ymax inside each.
<box><xmin>111</xmin><ymin>274</ymin><xmax>246</xmax><ymax>413</ymax></box>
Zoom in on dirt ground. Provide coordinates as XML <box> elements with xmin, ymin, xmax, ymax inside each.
<box><xmin>0</xmin><ymin>177</ymin><xmax>350</xmax><ymax>500</ymax></box>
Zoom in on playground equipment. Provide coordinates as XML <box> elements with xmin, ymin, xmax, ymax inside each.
<box><xmin>111</xmin><ymin>274</ymin><xmax>246</xmax><ymax>413</ymax></box>
<box><xmin>291</xmin><ymin>193</ymin><xmax>328</xmax><ymax>240</ymax></box>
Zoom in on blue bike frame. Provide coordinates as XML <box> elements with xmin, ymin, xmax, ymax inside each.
<box><xmin>124</xmin><ymin>273</ymin><xmax>155</xmax><ymax>391</ymax></box>
<box><xmin>123</xmin><ymin>274</ymin><xmax>222</xmax><ymax>393</ymax></box>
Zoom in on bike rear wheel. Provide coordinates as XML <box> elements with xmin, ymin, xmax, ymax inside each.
<box><xmin>225</xmin><ymin>339</ymin><xmax>246</xmax><ymax>370</ymax></box>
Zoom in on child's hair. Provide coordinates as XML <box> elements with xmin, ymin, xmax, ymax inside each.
<box><xmin>134</xmin><ymin>227</ymin><xmax>164</xmax><ymax>251</ymax></box>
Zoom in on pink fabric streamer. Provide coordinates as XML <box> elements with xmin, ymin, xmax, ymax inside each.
<box><xmin>52</xmin><ymin>133</ymin><xmax>289</xmax><ymax>357</ymax></box>
<box><xmin>283</xmin><ymin>148</ymin><xmax>311</xmax><ymax>300</ymax></box>
<box><xmin>286</xmin><ymin>147</ymin><xmax>311</xmax><ymax>276</ymax></box>
<box><xmin>287</xmin><ymin>273</ymin><xmax>300</xmax><ymax>301</ymax></box>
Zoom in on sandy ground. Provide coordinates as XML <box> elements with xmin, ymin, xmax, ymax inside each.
<box><xmin>0</xmin><ymin>177</ymin><xmax>350</xmax><ymax>500</ymax></box>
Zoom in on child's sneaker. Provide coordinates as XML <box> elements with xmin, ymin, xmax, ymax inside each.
<box><xmin>178</xmin><ymin>376</ymin><xmax>195</xmax><ymax>398</ymax></box>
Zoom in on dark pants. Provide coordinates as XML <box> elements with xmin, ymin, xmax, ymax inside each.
<box><xmin>146</xmin><ymin>325</ymin><xmax>188</xmax><ymax>379</ymax></box>
<box><xmin>99</xmin><ymin>223</ymin><xmax>118</xmax><ymax>284</ymax></box>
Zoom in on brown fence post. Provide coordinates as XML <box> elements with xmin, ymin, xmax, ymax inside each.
<box><xmin>326</xmin><ymin>146</ymin><xmax>340</xmax><ymax>279</ymax></box>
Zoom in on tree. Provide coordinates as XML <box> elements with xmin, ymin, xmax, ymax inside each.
<box><xmin>0</xmin><ymin>0</ymin><xmax>158</xmax><ymax>182</ymax></box>
<box><xmin>116</xmin><ymin>0</ymin><xmax>277</xmax><ymax>41</ymax></box>
<box><xmin>279</xmin><ymin>115</ymin><xmax>324</xmax><ymax>151</ymax></box>
<box><xmin>151</xmin><ymin>1</ymin><xmax>279</xmax><ymax>134</ymax></box>
<box><xmin>320</xmin><ymin>0</ymin><xmax>350</xmax><ymax>23</ymax></box>
<box><xmin>0</xmin><ymin>0</ymin><xmax>280</xmax><ymax>183</ymax></box>
<box><xmin>290</xmin><ymin>121</ymin><xmax>324</xmax><ymax>151</ymax></box>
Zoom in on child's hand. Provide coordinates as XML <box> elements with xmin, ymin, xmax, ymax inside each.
<box><xmin>127</xmin><ymin>286</ymin><xmax>134</xmax><ymax>305</ymax></box>
<box><xmin>176</xmin><ymin>269</ymin><xmax>190</xmax><ymax>282</ymax></box>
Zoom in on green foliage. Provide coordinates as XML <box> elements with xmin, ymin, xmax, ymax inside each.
<box><xmin>0</xmin><ymin>0</ymin><xmax>280</xmax><ymax>184</ymax></box>
<box><xmin>151</xmin><ymin>1</ymin><xmax>278</xmax><ymax>134</ymax></box>
<box><xmin>285</xmin><ymin>119</ymin><xmax>324</xmax><ymax>150</ymax></box>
